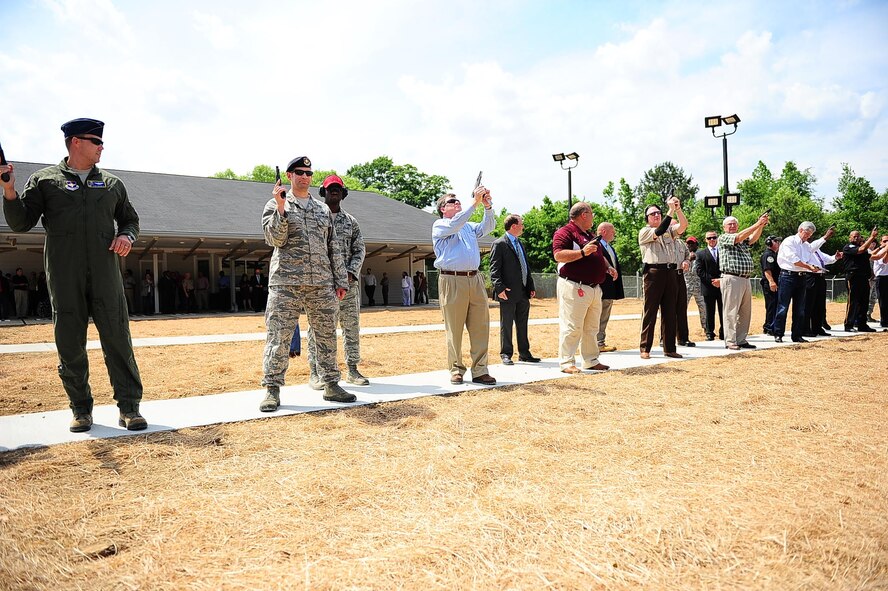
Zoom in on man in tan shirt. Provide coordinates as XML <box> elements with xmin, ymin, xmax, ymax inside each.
<box><xmin>638</xmin><ymin>197</ymin><xmax>687</xmax><ymax>359</ymax></box>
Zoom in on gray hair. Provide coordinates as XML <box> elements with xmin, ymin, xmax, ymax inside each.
<box><xmin>722</xmin><ymin>216</ymin><xmax>738</xmax><ymax>228</ymax></box>
<box><xmin>798</xmin><ymin>221</ymin><xmax>816</xmax><ymax>232</ymax></box>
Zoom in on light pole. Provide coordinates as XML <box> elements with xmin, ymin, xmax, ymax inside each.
<box><xmin>552</xmin><ymin>152</ymin><xmax>579</xmax><ymax>215</ymax></box>
<box><xmin>703</xmin><ymin>114</ymin><xmax>740</xmax><ymax>216</ymax></box>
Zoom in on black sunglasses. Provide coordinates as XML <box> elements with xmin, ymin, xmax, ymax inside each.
<box><xmin>445</xmin><ymin>198</ymin><xmax>460</xmax><ymax>205</ymax></box>
<box><xmin>75</xmin><ymin>136</ymin><xmax>103</xmax><ymax>146</ymax></box>
<box><xmin>288</xmin><ymin>170</ymin><xmax>313</xmax><ymax>177</ymax></box>
<box><xmin>706</xmin><ymin>236</ymin><xmax>718</xmax><ymax>240</ymax></box>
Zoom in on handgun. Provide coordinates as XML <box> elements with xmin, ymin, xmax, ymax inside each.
<box><xmin>474</xmin><ymin>171</ymin><xmax>483</xmax><ymax>190</ymax></box>
<box><xmin>275</xmin><ymin>166</ymin><xmax>282</xmax><ymax>184</ymax></box>
<box><xmin>0</xmin><ymin>141</ymin><xmax>9</xmax><ymax>182</ymax></box>
<box><xmin>762</xmin><ymin>207</ymin><xmax>772</xmax><ymax>217</ymax></box>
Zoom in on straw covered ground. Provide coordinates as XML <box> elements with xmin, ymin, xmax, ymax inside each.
<box><xmin>0</xmin><ymin>298</ymin><xmax>886</xmax><ymax>590</ymax></box>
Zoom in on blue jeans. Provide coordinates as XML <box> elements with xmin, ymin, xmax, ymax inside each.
<box><xmin>773</xmin><ymin>273</ymin><xmax>806</xmax><ymax>339</ymax></box>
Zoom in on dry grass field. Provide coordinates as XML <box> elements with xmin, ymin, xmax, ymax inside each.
<box><xmin>1</xmin><ymin>298</ymin><xmax>886</xmax><ymax>590</ymax></box>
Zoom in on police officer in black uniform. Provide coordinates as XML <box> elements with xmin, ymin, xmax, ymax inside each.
<box><xmin>760</xmin><ymin>235</ymin><xmax>782</xmax><ymax>335</ymax></box>
<box><xmin>1</xmin><ymin>118</ymin><xmax>146</xmax><ymax>433</ymax></box>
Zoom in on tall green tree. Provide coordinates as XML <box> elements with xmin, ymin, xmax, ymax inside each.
<box><xmin>833</xmin><ymin>163</ymin><xmax>888</xmax><ymax>239</ymax></box>
<box><xmin>634</xmin><ymin>161</ymin><xmax>700</xmax><ymax>209</ymax></box>
<box><xmin>346</xmin><ymin>156</ymin><xmax>451</xmax><ymax>209</ymax></box>
<box><xmin>520</xmin><ymin>196</ymin><xmax>570</xmax><ymax>273</ymax></box>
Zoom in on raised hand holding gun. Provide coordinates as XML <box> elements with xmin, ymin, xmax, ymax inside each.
<box><xmin>0</xmin><ymin>140</ymin><xmax>12</xmax><ymax>184</ymax></box>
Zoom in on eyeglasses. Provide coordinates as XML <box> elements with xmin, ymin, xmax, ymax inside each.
<box><xmin>646</xmin><ymin>211</ymin><xmax>661</xmax><ymax>217</ymax></box>
<box><xmin>445</xmin><ymin>198</ymin><xmax>460</xmax><ymax>205</ymax></box>
<box><xmin>75</xmin><ymin>136</ymin><xmax>103</xmax><ymax>146</ymax></box>
<box><xmin>289</xmin><ymin>170</ymin><xmax>313</xmax><ymax>177</ymax></box>
<box><xmin>706</xmin><ymin>236</ymin><xmax>718</xmax><ymax>240</ymax></box>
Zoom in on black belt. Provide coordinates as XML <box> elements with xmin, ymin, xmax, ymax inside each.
<box><xmin>676</xmin><ymin>270</ymin><xmax>684</xmax><ymax>275</ymax></box>
<box><xmin>644</xmin><ymin>263</ymin><xmax>677</xmax><ymax>270</ymax></box>
<box><xmin>560</xmin><ymin>277</ymin><xmax>600</xmax><ymax>288</ymax></box>
<box><xmin>785</xmin><ymin>271</ymin><xmax>808</xmax><ymax>276</ymax></box>
<box><xmin>721</xmin><ymin>271</ymin><xmax>750</xmax><ymax>278</ymax></box>
<box><xmin>440</xmin><ymin>270</ymin><xmax>478</xmax><ymax>276</ymax></box>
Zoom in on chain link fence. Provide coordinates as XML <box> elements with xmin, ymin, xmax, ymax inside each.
<box><xmin>427</xmin><ymin>270</ymin><xmax>851</xmax><ymax>303</ymax></box>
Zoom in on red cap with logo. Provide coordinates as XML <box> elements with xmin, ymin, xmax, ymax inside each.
<box><xmin>322</xmin><ymin>175</ymin><xmax>345</xmax><ymax>188</ymax></box>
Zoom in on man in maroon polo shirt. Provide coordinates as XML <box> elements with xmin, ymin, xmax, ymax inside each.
<box><xmin>552</xmin><ymin>202</ymin><xmax>617</xmax><ymax>374</ymax></box>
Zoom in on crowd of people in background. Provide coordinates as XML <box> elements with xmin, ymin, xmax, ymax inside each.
<box><xmin>0</xmin><ymin>267</ymin><xmax>50</xmax><ymax>320</ymax></box>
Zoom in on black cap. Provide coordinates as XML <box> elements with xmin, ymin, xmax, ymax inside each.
<box><xmin>61</xmin><ymin>118</ymin><xmax>104</xmax><ymax>138</ymax></box>
<box><xmin>286</xmin><ymin>156</ymin><xmax>311</xmax><ymax>172</ymax></box>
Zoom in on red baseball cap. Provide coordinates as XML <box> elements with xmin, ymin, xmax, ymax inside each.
<box><xmin>322</xmin><ymin>175</ymin><xmax>345</xmax><ymax>188</ymax></box>
<box><xmin>686</xmin><ymin>236</ymin><xmax>698</xmax><ymax>243</ymax></box>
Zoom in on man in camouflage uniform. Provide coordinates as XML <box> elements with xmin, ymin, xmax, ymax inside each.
<box><xmin>684</xmin><ymin>236</ymin><xmax>709</xmax><ymax>337</ymax></box>
<box><xmin>307</xmin><ymin>175</ymin><xmax>368</xmax><ymax>388</ymax></box>
<box><xmin>259</xmin><ymin>156</ymin><xmax>352</xmax><ymax>411</ymax></box>
<box><xmin>1</xmin><ymin>118</ymin><xmax>147</xmax><ymax>432</ymax></box>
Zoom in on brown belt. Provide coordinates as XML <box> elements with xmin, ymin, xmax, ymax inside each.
<box><xmin>440</xmin><ymin>270</ymin><xmax>478</xmax><ymax>276</ymax></box>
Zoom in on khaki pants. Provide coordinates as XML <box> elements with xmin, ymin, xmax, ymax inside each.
<box><xmin>439</xmin><ymin>273</ymin><xmax>489</xmax><ymax>378</ymax></box>
<box><xmin>557</xmin><ymin>277</ymin><xmax>602</xmax><ymax>370</ymax></box>
<box><xmin>720</xmin><ymin>274</ymin><xmax>752</xmax><ymax>346</ymax></box>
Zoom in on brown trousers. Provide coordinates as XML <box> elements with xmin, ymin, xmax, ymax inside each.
<box><xmin>640</xmin><ymin>267</ymin><xmax>677</xmax><ymax>353</ymax></box>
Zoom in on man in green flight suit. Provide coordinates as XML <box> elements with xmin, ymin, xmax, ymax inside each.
<box><xmin>1</xmin><ymin>118</ymin><xmax>147</xmax><ymax>433</ymax></box>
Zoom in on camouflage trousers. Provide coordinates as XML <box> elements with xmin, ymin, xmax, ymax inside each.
<box><xmin>308</xmin><ymin>280</ymin><xmax>361</xmax><ymax>376</ymax></box>
<box><xmin>262</xmin><ymin>285</ymin><xmax>340</xmax><ymax>387</ymax></box>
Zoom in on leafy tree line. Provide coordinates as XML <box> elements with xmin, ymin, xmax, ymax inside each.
<box><xmin>213</xmin><ymin>156</ymin><xmax>450</xmax><ymax>209</ymax></box>
<box><xmin>516</xmin><ymin>161</ymin><xmax>887</xmax><ymax>277</ymax></box>
<box><xmin>214</xmin><ymin>157</ymin><xmax>887</xmax><ymax>279</ymax></box>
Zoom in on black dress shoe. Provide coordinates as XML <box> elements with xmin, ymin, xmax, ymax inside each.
<box><xmin>844</xmin><ymin>325</ymin><xmax>855</xmax><ymax>332</ymax></box>
<box><xmin>857</xmin><ymin>325</ymin><xmax>876</xmax><ymax>333</ymax></box>
<box><xmin>738</xmin><ymin>342</ymin><xmax>757</xmax><ymax>349</ymax></box>
<box><xmin>705</xmin><ymin>334</ymin><xmax>715</xmax><ymax>341</ymax></box>
<box><xmin>822</xmin><ymin>323</ymin><xmax>831</xmax><ymax>331</ymax></box>
<box><xmin>791</xmin><ymin>337</ymin><xmax>808</xmax><ymax>343</ymax></box>
<box><xmin>678</xmin><ymin>341</ymin><xmax>696</xmax><ymax>347</ymax></box>
<box><xmin>802</xmin><ymin>332</ymin><xmax>817</xmax><ymax>338</ymax></box>
<box><xmin>816</xmin><ymin>331</ymin><xmax>831</xmax><ymax>337</ymax></box>
<box><xmin>501</xmin><ymin>355</ymin><xmax>514</xmax><ymax>366</ymax></box>
<box><xmin>774</xmin><ymin>336</ymin><xmax>783</xmax><ymax>343</ymax></box>
<box><xmin>518</xmin><ymin>355</ymin><xmax>541</xmax><ymax>362</ymax></box>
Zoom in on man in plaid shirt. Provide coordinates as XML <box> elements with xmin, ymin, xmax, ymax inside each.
<box><xmin>717</xmin><ymin>213</ymin><xmax>770</xmax><ymax>350</ymax></box>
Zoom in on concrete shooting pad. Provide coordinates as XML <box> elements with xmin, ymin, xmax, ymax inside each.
<box><xmin>0</xmin><ymin>323</ymin><xmax>877</xmax><ymax>452</ymax></box>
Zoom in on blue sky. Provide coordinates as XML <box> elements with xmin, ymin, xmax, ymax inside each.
<box><xmin>1</xmin><ymin>0</ymin><xmax>886</xmax><ymax>215</ymax></box>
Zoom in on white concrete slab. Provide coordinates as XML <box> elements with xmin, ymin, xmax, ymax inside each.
<box><xmin>1</xmin><ymin>323</ymin><xmax>877</xmax><ymax>452</ymax></box>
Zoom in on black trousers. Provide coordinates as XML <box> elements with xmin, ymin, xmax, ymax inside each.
<box><xmin>666</xmin><ymin>271</ymin><xmax>690</xmax><ymax>343</ymax></box>
<box><xmin>804</xmin><ymin>274</ymin><xmax>827</xmax><ymax>334</ymax></box>
<box><xmin>703</xmin><ymin>288</ymin><xmax>724</xmax><ymax>339</ymax></box>
<box><xmin>762</xmin><ymin>281</ymin><xmax>778</xmax><ymax>332</ymax></box>
<box><xmin>499</xmin><ymin>297</ymin><xmax>531</xmax><ymax>358</ymax></box>
<box><xmin>878</xmin><ymin>276</ymin><xmax>888</xmax><ymax>326</ymax></box>
<box><xmin>845</xmin><ymin>275</ymin><xmax>870</xmax><ymax>328</ymax></box>
<box><xmin>365</xmin><ymin>285</ymin><xmax>376</xmax><ymax>306</ymax></box>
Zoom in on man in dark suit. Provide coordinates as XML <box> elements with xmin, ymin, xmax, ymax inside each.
<box><xmin>695</xmin><ymin>231</ymin><xmax>724</xmax><ymax>340</ymax></box>
<box><xmin>595</xmin><ymin>222</ymin><xmax>624</xmax><ymax>352</ymax></box>
<box><xmin>489</xmin><ymin>214</ymin><xmax>539</xmax><ymax>365</ymax></box>
<box><xmin>250</xmin><ymin>267</ymin><xmax>268</xmax><ymax>312</ymax></box>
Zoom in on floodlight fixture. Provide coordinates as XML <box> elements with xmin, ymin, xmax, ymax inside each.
<box><xmin>704</xmin><ymin>116</ymin><xmax>721</xmax><ymax>129</ymax></box>
<box><xmin>552</xmin><ymin>150</ymin><xmax>580</xmax><ymax>215</ymax></box>
<box><xmin>722</xmin><ymin>114</ymin><xmax>740</xmax><ymax>125</ymax></box>
<box><xmin>724</xmin><ymin>193</ymin><xmax>741</xmax><ymax>206</ymax></box>
<box><xmin>705</xmin><ymin>195</ymin><xmax>722</xmax><ymax>208</ymax></box>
